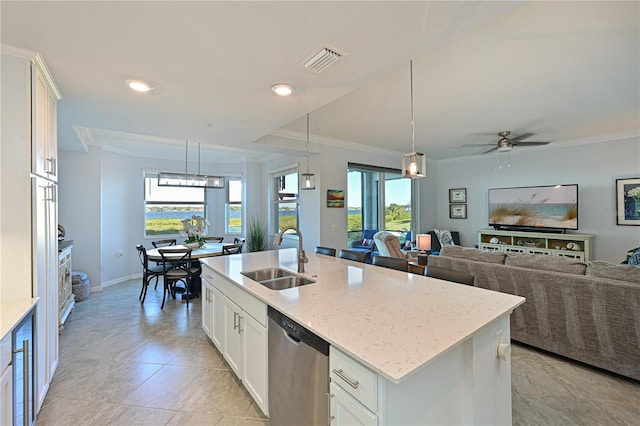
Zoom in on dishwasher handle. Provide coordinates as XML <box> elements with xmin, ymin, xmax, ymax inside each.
<box><xmin>283</xmin><ymin>329</ymin><xmax>301</xmax><ymax>344</ymax></box>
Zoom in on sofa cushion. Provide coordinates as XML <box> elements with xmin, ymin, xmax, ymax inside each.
<box><xmin>505</xmin><ymin>253</ymin><xmax>587</xmax><ymax>275</ymax></box>
<box><xmin>440</xmin><ymin>245</ymin><xmax>506</xmax><ymax>264</ymax></box>
<box><xmin>586</xmin><ymin>261</ymin><xmax>640</xmax><ymax>284</ymax></box>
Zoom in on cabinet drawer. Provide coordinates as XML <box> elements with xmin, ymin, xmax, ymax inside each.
<box><xmin>223</xmin><ymin>279</ymin><xmax>267</xmax><ymax>327</ymax></box>
<box><xmin>0</xmin><ymin>334</ymin><xmax>11</xmax><ymax>371</ymax></box>
<box><xmin>330</xmin><ymin>347</ymin><xmax>377</xmax><ymax>412</ymax></box>
<box><xmin>202</xmin><ymin>266</ymin><xmax>224</xmax><ymax>292</ymax></box>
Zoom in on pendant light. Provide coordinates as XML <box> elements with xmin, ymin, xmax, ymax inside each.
<box><xmin>158</xmin><ymin>141</ymin><xmax>225</xmax><ymax>188</ymax></box>
<box><xmin>300</xmin><ymin>113</ymin><xmax>316</xmax><ymax>190</ymax></box>
<box><xmin>401</xmin><ymin>60</ymin><xmax>426</xmax><ymax>179</ymax></box>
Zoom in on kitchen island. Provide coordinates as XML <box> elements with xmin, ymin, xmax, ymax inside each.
<box><xmin>201</xmin><ymin>248</ymin><xmax>525</xmax><ymax>425</ymax></box>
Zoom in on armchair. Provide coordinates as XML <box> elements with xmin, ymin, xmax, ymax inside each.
<box><xmin>373</xmin><ymin>231</ymin><xmax>417</xmax><ymax>260</ymax></box>
<box><xmin>350</xmin><ymin>229</ymin><xmax>378</xmax><ymax>251</ymax></box>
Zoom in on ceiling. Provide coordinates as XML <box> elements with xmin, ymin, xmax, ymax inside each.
<box><xmin>2</xmin><ymin>1</ymin><xmax>638</xmax><ymax>163</ymax></box>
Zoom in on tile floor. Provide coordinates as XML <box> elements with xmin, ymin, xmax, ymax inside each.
<box><xmin>37</xmin><ymin>279</ymin><xmax>639</xmax><ymax>425</ymax></box>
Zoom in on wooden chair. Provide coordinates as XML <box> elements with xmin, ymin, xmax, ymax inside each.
<box><xmin>425</xmin><ymin>265</ymin><xmax>475</xmax><ymax>286</ymax></box>
<box><xmin>223</xmin><ymin>243</ymin><xmax>243</xmax><ymax>255</ymax></box>
<box><xmin>202</xmin><ymin>236</ymin><xmax>224</xmax><ymax>243</ymax></box>
<box><xmin>315</xmin><ymin>246</ymin><xmax>337</xmax><ymax>257</ymax></box>
<box><xmin>151</xmin><ymin>239</ymin><xmax>177</xmax><ymax>248</ymax></box>
<box><xmin>158</xmin><ymin>247</ymin><xmax>201</xmax><ymax>309</ymax></box>
<box><xmin>338</xmin><ymin>249</ymin><xmax>367</xmax><ymax>263</ymax></box>
<box><xmin>136</xmin><ymin>244</ymin><xmax>164</xmax><ymax>304</ymax></box>
<box><xmin>373</xmin><ymin>255</ymin><xmax>408</xmax><ymax>272</ymax></box>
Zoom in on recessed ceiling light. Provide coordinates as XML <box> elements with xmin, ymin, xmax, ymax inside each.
<box><xmin>125</xmin><ymin>79</ymin><xmax>153</xmax><ymax>93</ymax></box>
<box><xmin>271</xmin><ymin>83</ymin><xmax>294</xmax><ymax>96</ymax></box>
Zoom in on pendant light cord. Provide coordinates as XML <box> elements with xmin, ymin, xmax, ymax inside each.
<box><xmin>185</xmin><ymin>140</ymin><xmax>188</xmax><ymax>174</ymax></box>
<box><xmin>306</xmin><ymin>113</ymin><xmax>310</xmax><ymax>173</ymax></box>
<box><xmin>410</xmin><ymin>60</ymin><xmax>415</xmax><ymax>153</ymax></box>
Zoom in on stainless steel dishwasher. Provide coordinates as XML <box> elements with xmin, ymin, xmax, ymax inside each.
<box><xmin>268</xmin><ymin>306</ymin><xmax>330</xmax><ymax>426</ymax></box>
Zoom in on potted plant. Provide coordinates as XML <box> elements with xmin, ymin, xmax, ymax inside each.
<box><xmin>247</xmin><ymin>217</ymin><xmax>268</xmax><ymax>252</ymax></box>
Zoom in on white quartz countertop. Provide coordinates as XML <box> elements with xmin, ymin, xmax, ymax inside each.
<box><xmin>202</xmin><ymin>248</ymin><xmax>525</xmax><ymax>383</ymax></box>
<box><xmin>1</xmin><ymin>298</ymin><xmax>38</xmax><ymax>341</ymax></box>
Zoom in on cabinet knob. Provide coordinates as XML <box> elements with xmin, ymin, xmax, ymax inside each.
<box><xmin>497</xmin><ymin>343</ymin><xmax>511</xmax><ymax>361</ymax></box>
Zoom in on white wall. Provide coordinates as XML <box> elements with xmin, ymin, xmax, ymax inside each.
<box><xmin>431</xmin><ymin>136</ymin><xmax>640</xmax><ymax>263</ymax></box>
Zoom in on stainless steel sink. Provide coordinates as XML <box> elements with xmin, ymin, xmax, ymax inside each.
<box><xmin>240</xmin><ymin>268</ymin><xmax>315</xmax><ymax>290</ymax></box>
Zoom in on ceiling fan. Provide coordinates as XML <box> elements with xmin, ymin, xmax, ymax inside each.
<box><xmin>463</xmin><ymin>131</ymin><xmax>550</xmax><ymax>154</ymax></box>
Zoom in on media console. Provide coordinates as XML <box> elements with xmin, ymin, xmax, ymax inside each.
<box><xmin>478</xmin><ymin>229</ymin><xmax>594</xmax><ymax>261</ymax></box>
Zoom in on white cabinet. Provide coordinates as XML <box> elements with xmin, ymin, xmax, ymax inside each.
<box><xmin>32</xmin><ymin>59</ymin><xmax>58</xmax><ymax>181</ymax></box>
<box><xmin>478</xmin><ymin>229</ymin><xmax>594</xmax><ymax>261</ymax></box>
<box><xmin>201</xmin><ymin>272</ymin><xmax>225</xmax><ymax>351</ymax></box>
<box><xmin>202</xmin><ymin>266</ymin><xmax>268</xmax><ymax>416</ymax></box>
<box><xmin>1</xmin><ymin>46</ymin><xmax>61</xmax><ymax>415</ymax></box>
<box><xmin>330</xmin><ymin>382</ymin><xmax>377</xmax><ymax>426</ymax></box>
<box><xmin>223</xmin><ymin>296</ymin><xmax>243</xmax><ymax>377</ymax></box>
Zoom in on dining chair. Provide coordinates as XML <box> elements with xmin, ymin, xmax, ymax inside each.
<box><xmin>234</xmin><ymin>237</ymin><xmax>245</xmax><ymax>251</ymax></box>
<box><xmin>223</xmin><ymin>243</ymin><xmax>243</xmax><ymax>255</ymax></box>
<box><xmin>158</xmin><ymin>247</ymin><xmax>201</xmax><ymax>309</ymax></box>
<box><xmin>425</xmin><ymin>265</ymin><xmax>475</xmax><ymax>286</ymax></box>
<box><xmin>136</xmin><ymin>244</ymin><xmax>164</xmax><ymax>304</ymax></box>
<box><xmin>202</xmin><ymin>236</ymin><xmax>224</xmax><ymax>243</ymax></box>
<box><xmin>151</xmin><ymin>239</ymin><xmax>177</xmax><ymax>248</ymax></box>
<box><xmin>372</xmin><ymin>255</ymin><xmax>408</xmax><ymax>272</ymax></box>
<box><xmin>338</xmin><ymin>249</ymin><xmax>367</xmax><ymax>263</ymax></box>
<box><xmin>315</xmin><ymin>246</ymin><xmax>337</xmax><ymax>257</ymax></box>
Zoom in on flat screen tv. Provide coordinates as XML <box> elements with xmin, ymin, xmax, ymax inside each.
<box><xmin>488</xmin><ymin>184</ymin><xmax>578</xmax><ymax>231</ymax></box>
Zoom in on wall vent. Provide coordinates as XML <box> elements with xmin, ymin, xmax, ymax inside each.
<box><xmin>303</xmin><ymin>46</ymin><xmax>344</xmax><ymax>73</ymax></box>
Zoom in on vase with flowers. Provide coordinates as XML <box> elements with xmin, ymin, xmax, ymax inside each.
<box><xmin>181</xmin><ymin>215</ymin><xmax>208</xmax><ymax>248</ymax></box>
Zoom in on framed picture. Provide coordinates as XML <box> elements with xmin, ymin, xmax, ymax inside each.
<box><xmin>616</xmin><ymin>177</ymin><xmax>640</xmax><ymax>225</ymax></box>
<box><xmin>449</xmin><ymin>188</ymin><xmax>467</xmax><ymax>203</ymax></box>
<box><xmin>450</xmin><ymin>204</ymin><xmax>467</xmax><ymax>219</ymax></box>
<box><xmin>327</xmin><ymin>189</ymin><xmax>344</xmax><ymax>208</ymax></box>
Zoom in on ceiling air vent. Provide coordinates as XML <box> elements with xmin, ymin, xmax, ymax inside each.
<box><xmin>303</xmin><ymin>46</ymin><xmax>344</xmax><ymax>73</ymax></box>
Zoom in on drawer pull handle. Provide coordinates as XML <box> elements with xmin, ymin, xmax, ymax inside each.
<box><xmin>332</xmin><ymin>368</ymin><xmax>359</xmax><ymax>389</ymax></box>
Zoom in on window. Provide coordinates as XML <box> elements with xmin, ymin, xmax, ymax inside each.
<box><xmin>226</xmin><ymin>179</ymin><xmax>243</xmax><ymax>234</ymax></box>
<box><xmin>347</xmin><ymin>163</ymin><xmax>413</xmax><ymax>246</ymax></box>
<box><xmin>272</xmin><ymin>168</ymin><xmax>298</xmax><ymax>232</ymax></box>
<box><xmin>144</xmin><ymin>172</ymin><xmax>206</xmax><ymax>237</ymax></box>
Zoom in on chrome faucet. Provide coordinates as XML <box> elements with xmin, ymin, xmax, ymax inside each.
<box><xmin>274</xmin><ymin>226</ymin><xmax>308</xmax><ymax>273</ymax></box>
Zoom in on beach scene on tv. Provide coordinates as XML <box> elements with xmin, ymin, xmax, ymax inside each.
<box><xmin>489</xmin><ymin>185</ymin><xmax>578</xmax><ymax>230</ymax></box>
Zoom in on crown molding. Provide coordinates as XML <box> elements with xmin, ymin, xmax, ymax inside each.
<box><xmin>2</xmin><ymin>44</ymin><xmax>62</xmax><ymax>100</ymax></box>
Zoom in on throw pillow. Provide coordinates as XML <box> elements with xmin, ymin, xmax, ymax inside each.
<box><xmin>586</xmin><ymin>260</ymin><xmax>640</xmax><ymax>284</ymax></box>
<box><xmin>434</xmin><ymin>229</ymin><xmax>455</xmax><ymax>247</ymax></box>
<box><xmin>505</xmin><ymin>253</ymin><xmax>587</xmax><ymax>275</ymax></box>
<box><xmin>629</xmin><ymin>251</ymin><xmax>640</xmax><ymax>266</ymax></box>
<box><xmin>362</xmin><ymin>239</ymin><xmax>373</xmax><ymax>247</ymax></box>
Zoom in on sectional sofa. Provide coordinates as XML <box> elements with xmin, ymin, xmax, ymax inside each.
<box><xmin>428</xmin><ymin>246</ymin><xmax>640</xmax><ymax>381</ymax></box>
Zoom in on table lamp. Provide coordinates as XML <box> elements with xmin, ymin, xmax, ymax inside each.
<box><xmin>416</xmin><ymin>234</ymin><xmax>431</xmax><ymax>265</ymax></box>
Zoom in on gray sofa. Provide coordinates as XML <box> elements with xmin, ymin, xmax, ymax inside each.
<box><xmin>428</xmin><ymin>246</ymin><xmax>640</xmax><ymax>381</ymax></box>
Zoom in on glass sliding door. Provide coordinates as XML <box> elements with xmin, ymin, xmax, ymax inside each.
<box><xmin>347</xmin><ymin>163</ymin><xmax>413</xmax><ymax>246</ymax></box>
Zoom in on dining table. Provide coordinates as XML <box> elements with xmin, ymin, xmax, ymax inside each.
<box><xmin>146</xmin><ymin>242</ymin><xmax>235</xmax><ymax>261</ymax></box>
<box><xmin>146</xmin><ymin>242</ymin><xmax>236</xmax><ymax>300</ymax></box>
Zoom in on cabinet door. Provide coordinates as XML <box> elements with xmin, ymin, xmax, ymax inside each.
<box><xmin>0</xmin><ymin>364</ymin><xmax>12</xmax><ymax>426</ymax></box>
<box><xmin>201</xmin><ymin>280</ymin><xmax>213</xmax><ymax>339</ymax></box>
<box><xmin>223</xmin><ymin>297</ymin><xmax>242</xmax><ymax>377</ymax></box>
<box><xmin>211</xmin><ymin>286</ymin><xmax>225</xmax><ymax>351</ymax></box>
<box><xmin>242</xmin><ymin>313</ymin><xmax>268</xmax><ymax>416</ymax></box>
<box><xmin>330</xmin><ymin>382</ymin><xmax>377</xmax><ymax>426</ymax></box>
<box><xmin>46</xmin><ymin>88</ymin><xmax>57</xmax><ymax>181</ymax></box>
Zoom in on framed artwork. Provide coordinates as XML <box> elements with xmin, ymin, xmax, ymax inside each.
<box><xmin>450</xmin><ymin>204</ymin><xmax>467</xmax><ymax>219</ymax></box>
<box><xmin>449</xmin><ymin>188</ymin><xmax>467</xmax><ymax>203</ymax></box>
<box><xmin>616</xmin><ymin>177</ymin><xmax>640</xmax><ymax>225</ymax></box>
<box><xmin>327</xmin><ymin>189</ymin><xmax>345</xmax><ymax>208</ymax></box>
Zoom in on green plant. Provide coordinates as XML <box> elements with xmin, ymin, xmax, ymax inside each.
<box><xmin>247</xmin><ymin>217</ymin><xmax>268</xmax><ymax>252</ymax></box>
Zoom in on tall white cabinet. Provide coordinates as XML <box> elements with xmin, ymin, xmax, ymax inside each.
<box><xmin>1</xmin><ymin>44</ymin><xmax>62</xmax><ymax>415</ymax></box>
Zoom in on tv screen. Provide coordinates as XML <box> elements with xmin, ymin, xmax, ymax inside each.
<box><xmin>488</xmin><ymin>184</ymin><xmax>578</xmax><ymax>231</ymax></box>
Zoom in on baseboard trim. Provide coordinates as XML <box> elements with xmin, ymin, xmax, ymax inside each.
<box><xmin>101</xmin><ymin>273</ymin><xmax>142</xmax><ymax>289</ymax></box>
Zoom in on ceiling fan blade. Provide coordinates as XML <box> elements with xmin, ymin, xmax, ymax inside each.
<box><xmin>481</xmin><ymin>146</ymin><xmax>498</xmax><ymax>154</ymax></box>
<box><xmin>508</xmin><ymin>132</ymin><xmax>535</xmax><ymax>143</ymax></box>
<box><xmin>462</xmin><ymin>143</ymin><xmax>495</xmax><ymax>147</ymax></box>
<box><xmin>513</xmin><ymin>141</ymin><xmax>550</xmax><ymax>146</ymax></box>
